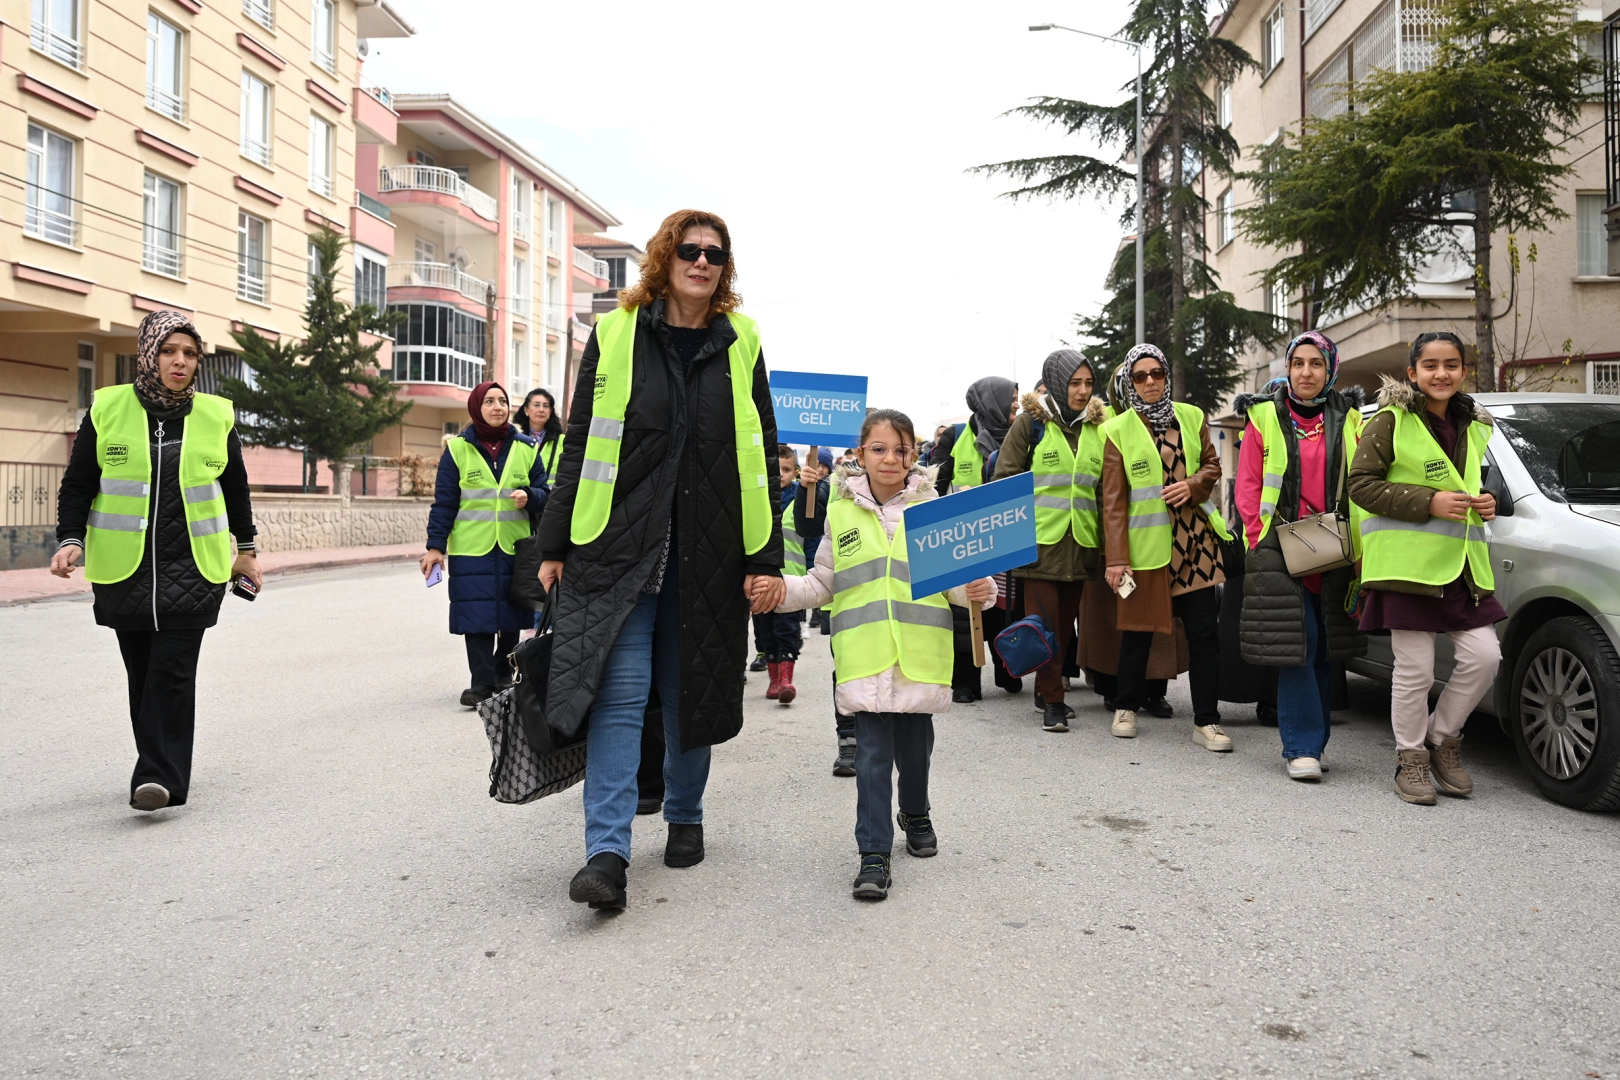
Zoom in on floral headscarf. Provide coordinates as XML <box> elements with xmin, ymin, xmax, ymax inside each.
<box><xmin>133</xmin><ymin>310</ymin><xmax>204</xmax><ymax>413</ymax></box>
<box><xmin>1280</xmin><ymin>330</ymin><xmax>1340</xmax><ymax>406</ymax></box>
<box><xmin>1122</xmin><ymin>343</ymin><xmax>1177</xmax><ymax>435</ymax></box>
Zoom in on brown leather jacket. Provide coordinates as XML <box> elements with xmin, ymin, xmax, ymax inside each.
<box><xmin>1102</xmin><ymin>409</ymin><xmax>1222</xmax><ymax>567</ymax></box>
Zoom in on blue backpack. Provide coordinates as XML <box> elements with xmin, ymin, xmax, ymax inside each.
<box><xmin>993</xmin><ymin>614</ymin><xmax>1058</xmax><ymax>679</ymax></box>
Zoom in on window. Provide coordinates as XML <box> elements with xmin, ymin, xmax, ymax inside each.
<box><xmin>77</xmin><ymin>343</ymin><xmax>95</xmax><ymax>414</ymax></box>
<box><xmin>355</xmin><ymin>244</ymin><xmax>388</xmax><ymax>314</ymax></box>
<box><xmin>1262</xmin><ymin>3</ymin><xmax>1286</xmax><ymax>74</ymax></box>
<box><xmin>1304</xmin><ymin>0</ymin><xmax>1345</xmax><ymax>40</ymax></box>
<box><xmin>25</xmin><ymin>123</ymin><xmax>76</xmax><ymax>246</ymax></box>
<box><xmin>142</xmin><ymin>172</ymin><xmax>183</xmax><ymax>276</ymax></box>
<box><xmin>1217</xmin><ymin>188</ymin><xmax>1236</xmax><ymax>248</ymax></box>
<box><xmin>511</xmin><ymin>256</ymin><xmax>529</xmax><ymax>319</ymax></box>
<box><xmin>306</xmin><ymin>238</ymin><xmax>321</xmax><ymax>301</ymax></box>
<box><xmin>546</xmin><ymin>197</ymin><xmax>562</xmax><ymax>254</ymax></box>
<box><xmin>414</xmin><ymin>237</ymin><xmax>437</xmax><ymax>265</ymax></box>
<box><xmin>1267</xmin><ymin>278</ymin><xmax>1291</xmax><ymax>324</ymax></box>
<box><xmin>1217</xmin><ymin>83</ymin><xmax>1232</xmax><ymax>129</ymax></box>
<box><xmin>308</xmin><ymin>114</ymin><xmax>334</xmax><ymax>197</ymax></box>
<box><xmin>604</xmin><ymin>256</ymin><xmax>628</xmax><ymax>291</ymax></box>
<box><xmin>386</xmin><ymin>301</ymin><xmax>488</xmax><ymax>387</ymax></box>
<box><xmin>544</xmin><ymin>272</ymin><xmax>562</xmax><ymax>330</ymax></box>
<box><xmin>1581</xmin><ymin>29</ymin><xmax>1605</xmax><ymax>97</ymax></box>
<box><xmin>238</xmin><ymin>211</ymin><xmax>268</xmax><ymax>302</ymax></box>
<box><xmin>1577</xmin><ymin>194</ymin><xmax>1609</xmax><ymax>277</ymax></box>
<box><xmin>510</xmin><ymin>175</ymin><xmax>530</xmax><ymax>239</ymax></box>
<box><xmin>311</xmin><ymin>0</ymin><xmax>335</xmax><ymax>73</ymax></box>
<box><xmin>116</xmin><ymin>354</ymin><xmax>139</xmax><ymax>385</ymax></box>
<box><xmin>243</xmin><ymin>0</ymin><xmax>272</xmax><ymax>30</ymax></box>
<box><xmin>30</xmin><ymin>0</ymin><xmax>82</xmax><ymax>69</ymax></box>
<box><xmin>409</xmin><ymin>148</ymin><xmax>435</xmax><ymax>168</ymax></box>
<box><xmin>240</xmin><ymin>72</ymin><xmax>272</xmax><ymax>166</ymax></box>
<box><xmin>146</xmin><ymin>13</ymin><xmax>184</xmax><ymax>122</ymax></box>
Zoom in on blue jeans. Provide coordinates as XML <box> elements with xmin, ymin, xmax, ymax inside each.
<box><xmin>853</xmin><ymin>712</ymin><xmax>934</xmax><ymax>853</ymax></box>
<box><xmin>1276</xmin><ymin>588</ymin><xmax>1333</xmax><ymax>760</ymax></box>
<box><xmin>582</xmin><ymin>561</ymin><xmax>710</xmax><ymax>863</ymax></box>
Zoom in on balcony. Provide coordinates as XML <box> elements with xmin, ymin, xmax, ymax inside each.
<box><xmin>354</xmin><ymin>84</ymin><xmax>398</xmax><ymax>146</ymax></box>
<box><xmin>572</xmin><ymin>246</ymin><xmax>610</xmax><ymax>287</ymax></box>
<box><xmin>378</xmin><ymin>165</ymin><xmax>498</xmax><ymax>223</ymax></box>
<box><xmin>146</xmin><ymin>83</ymin><xmax>185</xmax><ymax>123</ymax></box>
<box><xmin>143</xmin><ymin>239</ymin><xmax>183</xmax><ymax>278</ymax></box>
<box><xmin>509</xmin><ymin>295</ymin><xmax>531</xmax><ymax>322</ymax></box>
<box><xmin>30</xmin><ymin>19</ymin><xmax>83</xmax><ymax>70</ymax></box>
<box><xmin>390</xmin><ymin>346</ymin><xmax>485</xmax><ymax>391</ymax></box>
<box><xmin>544</xmin><ymin>308</ymin><xmax>563</xmax><ymax>333</ymax></box>
<box><xmin>387</xmin><ymin>261</ymin><xmax>493</xmax><ymax>307</ymax></box>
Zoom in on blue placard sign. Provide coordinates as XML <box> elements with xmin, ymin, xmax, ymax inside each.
<box><xmin>770</xmin><ymin>371</ymin><xmax>867</xmax><ymax>445</ymax></box>
<box><xmin>902</xmin><ymin>472</ymin><xmax>1038</xmax><ymax>600</ymax></box>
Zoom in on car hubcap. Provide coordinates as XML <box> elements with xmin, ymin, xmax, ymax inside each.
<box><xmin>1520</xmin><ymin>647</ymin><xmax>1599</xmax><ymax>780</ymax></box>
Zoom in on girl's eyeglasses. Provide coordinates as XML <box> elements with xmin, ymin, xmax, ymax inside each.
<box><xmin>861</xmin><ymin>443</ymin><xmax>915</xmax><ymax>460</ymax></box>
<box><xmin>1131</xmin><ymin>367</ymin><xmax>1168</xmax><ymax>385</ymax></box>
<box><xmin>675</xmin><ymin>243</ymin><xmax>730</xmax><ymax>266</ymax></box>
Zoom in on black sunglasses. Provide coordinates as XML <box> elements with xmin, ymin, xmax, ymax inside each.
<box><xmin>1131</xmin><ymin>367</ymin><xmax>1168</xmax><ymax>385</ymax></box>
<box><xmin>675</xmin><ymin>243</ymin><xmax>730</xmax><ymax>266</ymax></box>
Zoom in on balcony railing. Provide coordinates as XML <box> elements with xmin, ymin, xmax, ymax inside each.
<box><xmin>243</xmin><ymin>0</ymin><xmax>273</xmax><ymax>30</ymax></box>
<box><xmin>3</xmin><ymin>461</ymin><xmax>65</xmax><ymax>526</ymax></box>
<box><xmin>242</xmin><ymin>137</ymin><xmax>272</xmax><ymax>168</ymax></box>
<box><xmin>392</xmin><ymin>346</ymin><xmax>485</xmax><ymax>390</ymax></box>
<box><xmin>572</xmin><ymin>247</ymin><xmax>609</xmax><ymax>280</ymax></box>
<box><xmin>387</xmin><ymin>261</ymin><xmax>493</xmax><ymax>304</ymax></box>
<box><xmin>143</xmin><ymin>241</ymin><xmax>183</xmax><ymax>278</ymax></box>
<box><xmin>25</xmin><ymin>203</ymin><xmax>77</xmax><ymax>247</ymax></box>
<box><xmin>356</xmin><ymin>191</ymin><xmax>391</xmax><ymax>220</ymax></box>
<box><xmin>509</xmin><ymin>295</ymin><xmax>532</xmax><ymax>321</ymax></box>
<box><xmin>544</xmin><ymin>308</ymin><xmax>563</xmax><ymax>332</ymax></box>
<box><xmin>377</xmin><ymin>165</ymin><xmax>498</xmax><ymax>222</ymax></box>
<box><xmin>30</xmin><ymin>20</ymin><xmax>83</xmax><ymax>69</ymax></box>
<box><xmin>545</xmin><ymin>230</ymin><xmax>560</xmax><ymax>255</ymax></box>
<box><xmin>238</xmin><ymin>266</ymin><xmax>267</xmax><ymax>303</ymax></box>
<box><xmin>147</xmin><ymin>84</ymin><xmax>185</xmax><ymax>122</ymax></box>
<box><xmin>360</xmin><ymin>82</ymin><xmax>393</xmax><ymax>109</ymax></box>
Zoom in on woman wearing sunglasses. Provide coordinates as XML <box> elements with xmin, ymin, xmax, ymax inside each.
<box><xmin>1100</xmin><ymin>344</ymin><xmax>1234</xmax><ymax>749</ymax></box>
<box><xmin>534</xmin><ymin>209</ymin><xmax>786</xmax><ymax>911</ymax></box>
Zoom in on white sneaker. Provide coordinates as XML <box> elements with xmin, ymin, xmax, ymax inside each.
<box><xmin>1286</xmin><ymin>756</ymin><xmax>1323</xmax><ymax>781</ymax></box>
<box><xmin>130</xmin><ymin>783</ymin><xmax>170</xmax><ymax>811</ymax></box>
<box><xmin>1193</xmin><ymin>724</ymin><xmax>1234</xmax><ymax>752</ymax></box>
<box><xmin>1111</xmin><ymin>709</ymin><xmax>1138</xmax><ymax>738</ymax></box>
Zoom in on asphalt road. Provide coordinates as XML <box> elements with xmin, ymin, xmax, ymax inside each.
<box><xmin>2</xmin><ymin>563</ymin><xmax>1617</xmax><ymax>1079</ymax></box>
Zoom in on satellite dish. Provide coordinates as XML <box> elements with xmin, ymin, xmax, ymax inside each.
<box><xmin>357</xmin><ymin>39</ymin><xmax>370</xmax><ymax>57</ymax></box>
<box><xmin>449</xmin><ymin>247</ymin><xmax>470</xmax><ymax>269</ymax></box>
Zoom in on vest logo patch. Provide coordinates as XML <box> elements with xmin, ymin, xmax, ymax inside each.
<box><xmin>593</xmin><ymin>374</ymin><xmax>609</xmax><ymax>400</ymax></box>
<box><xmin>105</xmin><ymin>443</ymin><xmax>129</xmax><ymax>465</ymax></box>
<box><xmin>1423</xmin><ymin>458</ymin><xmax>1450</xmax><ymax>482</ymax></box>
<box><xmin>466</xmin><ymin>469</ymin><xmax>486</xmax><ymax>484</ymax></box>
<box><xmin>1041</xmin><ymin>449</ymin><xmax>1060</xmax><ymax>467</ymax></box>
<box><xmin>1129</xmin><ymin>458</ymin><xmax>1152</xmax><ymax>481</ymax></box>
<box><xmin>205</xmin><ymin>458</ymin><xmax>226</xmax><ymax>470</ymax></box>
<box><xmin>836</xmin><ymin>528</ymin><xmax>861</xmax><ymax>558</ymax></box>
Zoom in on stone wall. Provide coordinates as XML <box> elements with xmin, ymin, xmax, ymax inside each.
<box><xmin>1</xmin><ymin>526</ymin><xmax>58</xmax><ymax>571</ymax></box>
<box><xmin>250</xmin><ymin>494</ymin><xmax>432</xmax><ymax>553</ymax></box>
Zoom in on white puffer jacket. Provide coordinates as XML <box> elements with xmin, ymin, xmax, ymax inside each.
<box><xmin>780</xmin><ymin>464</ymin><xmax>997</xmax><ymax>717</ymax></box>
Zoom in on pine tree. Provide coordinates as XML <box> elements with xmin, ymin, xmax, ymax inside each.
<box><xmin>1238</xmin><ymin>0</ymin><xmax>1596</xmax><ymax>391</ymax></box>
<box><xmin>219</xmin><ymin>228</ymin><xmax>409</xmax><ymax>487</ymax></box>
<box><xmin>975</xmin><ymin>0</ymin><xmax>1282</xmax><ymax>409</ymax></box>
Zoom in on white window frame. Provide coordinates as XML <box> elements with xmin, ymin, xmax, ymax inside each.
<box><xmin>414</xmin><ymin>237</ymin><xmax>437</xmax><ymax>264</ymax></box>
<box><xmin>1217</xmin><ymin>188</ymin><xmax>1236</xmax><ymax>249</ymax></box>
<box><xmin>510</xmin><ymin>256</ymin><xmax>529</xmax><ymax>320</ymax></box>
<box><xmin>142</xmin><ymin>172</ymin><xmax>184</xmax><ymax>277</ymax></box>
<box><xmin>243</xmin><ymin>0</ymin><xmax>273</xmax><ymax>31</ymax></box>
<box><xmin>1576</xmin><ymin>193</ymin><xmax>1609</xmax><ymax>277</ymax></box>
<box><xmin>146</xmin><ymin>12</ymin><xmax>185</xmax><ymax>123</ymax></box>
<box><xmin>240</xmin><ymin>71</ymin><xmax>272</xmax><ymax>167</ymax></box>
<box><xmin>238</xmin><ymin>210</ymin><xmax>269</xmax><ymax>303</ymax></box>
<box><xmin>30</xmin><ymin>0</ymin><xmax>83</xmax><ymax>70</ymax></box>
<box><xmin>1262</xmin><ymin>3</ymin><xmax>1287</xmax><ymax>75</ymax></box>
<box><xmin>307</xmin><ymin>238</ymin><xmax>322</xmax><ymax>302</ymax></box>
<box><xmin>308</xmin><ymin>113</ymin><xmax>334</xmax><ymax>198</ymax></box>
<box><xmin>77</xmin><ymin>342</ymin><xmax>96</xmax><ymax>419</ymax></box>
<box><xmin>511</xmin><ymin>174</ymin><xmax>531</xmax><ymax>241</ymax></box>
<box><xmin>1218</xmin><ymin>82</ymin><xmax>1233</xmax><ymax>129</ymax></box>
<box><xmin>25</xmin><ymin>122</ymin><xmax>77</xmax><ymax>247</ymax></box>
<box><xmin>354</xmin><ymin>243</ymin><xmax>388</xmax><ymax>316</ymax></box>
<box><xmin>545</xmin><ymin>196</ymin><xmax>562</xmax><ymax>255</ymax></box>
<box><xmin>311</xmin><ymin>0</ymin><xmax>336</xmax><ymax>74</ymax></box>
<box><xmin>1588</xmin><ymin>359</ymin><xmax>1620</xmax><ymax>397</ymax></box>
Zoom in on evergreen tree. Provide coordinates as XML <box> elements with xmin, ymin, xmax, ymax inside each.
<box><xmin>1238</xmin><ymin>0</ymin><xmax>1597</xmax><ymax>391</ymax></box>
<box><xmin>219</xmin><ymin>228</ymin><xmax>409</xmax><ymax>488</ymax></box>
<box><xmin>976</xmin><ymin>0</ymin><xmax>1282</xmax><ymax>408</ymax></box>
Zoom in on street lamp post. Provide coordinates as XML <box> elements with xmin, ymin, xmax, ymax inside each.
<box><xmin>1029</xmin><ymin>23</ymin><xmax>1145</xmax><ymax>347</ymax></box>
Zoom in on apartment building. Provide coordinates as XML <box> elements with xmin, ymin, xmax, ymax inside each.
<box><xmin>1204</xmin><ymin>0</ymin><xmax>1620</xmax><ymax>398</ymax></box>
<box><xmin>364</xmin><ymin>93</ymin><xmax>617</xmax><ymax>459</ymax></box>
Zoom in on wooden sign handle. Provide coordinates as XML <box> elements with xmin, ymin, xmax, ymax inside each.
<box><xmin>804</xmin><ymin>446</ymin><xmax>818</xmax><ymax>517</ymax></box>
<box><xmin>969</xmin><ymin>602</ymin><xmax>986</xmax><ymax>668</ymax></box>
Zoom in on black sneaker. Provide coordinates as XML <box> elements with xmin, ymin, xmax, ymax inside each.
<box><xmin>460</xmin><ymin>685</ymin><xmax>494</xmax><ymax>707</ymax></box>
<box><xmin>952</xmin><ymin>688</ymin><xmax>976</xmax><ymax>704</ymax></box>
<box><xmin>808</xmin><ymin>609</ymin><xmax>822</xmax><ymax>628</ymax></box>
<box><xmin>852</xmin><ymin>852</ymin><xmax>891</xmax><ymax>900</ymax></box>
<box><xmin>569</xmin><ymin>852</ymin><xmax>627</xmax><ymax>910</ymax></box>
<box><xmin>635</xmin><ymin>797</ymin><xmax>662</xmax><ymax>816</ymax></box>
<box><xmin>1042</xmin><ymin>702</ymin><xmax>1071</xmax><ymax>733</ymax></box>
<box><xmin>897</xmin><ymin>811</ymin><xmax>937</xmax><ymax>857</ymax></box>
<box><xmin>1033</xmin><ymin>690</ymin><xmax>1045</xmax><ymax>712</ymax></box>
<box><xmin>749</xmin><ymin>651</ymin><xmax>769</xmax><ymax>672</ymax></box>
<box><xmin>664</xmin><ymin>822</ymin><xmax>704</xmax><ymax>868</ymax></box>
<box><xmin>1145</xmin><ymin>696</ymin><xmax>1174</xmax><ymax>719</ymax></box>
<box><xmin>832</xmin><ymin>736</ymin><xmax>857</xmax><ymax>777</ymax></box>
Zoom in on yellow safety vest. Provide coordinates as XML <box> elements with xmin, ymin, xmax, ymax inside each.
<box><xmin>571</xmin><ymin>305</ymin><xmax>770</xmax><ymax>555</ymax></box>
<box><xmin>782</xmin><ymin>504</ymin><xmax>807</xmax><ymax>577</ymax></box>
<box><xmin>1101</xmin><ymin>402</ymin><xmax>1233</xmax><ymax>571</ymax></box>
<box><xmin>537</xmin><ymin>432</ymin><xmax>564</xmax><ymax>480</ymax></box>
<box><xmin>85</xmin><ymin>384</ymin><xmax>234</xmax><ymax>585</ymax></box>
<box><xmin>446</xmin><ymin>436</ymin><xmax>537</xmax><ymax>556</ymax></box>
<box><xmin>1244</xmin><ymin>398</ymin><xmax>1364</xmax><ymax>548</ymax></box>
<box><xmin>950</xmin><ymin>423</ymin><xmax>986</xmax><ymax>491</ymax></box>
<box><xmin>827</xmin><ymin>497</ymin><xmax>952</xmax><ymax>685</ymax></box>
<box><xmin>1031</xmin><ymin>416</ymin><xmax>1106</xmax><ymax>549</ymax></box>
<box><xmin>1357</xmin><ymin>408</ymin><xmax>1495</xmax><ymax>590</ymax></box>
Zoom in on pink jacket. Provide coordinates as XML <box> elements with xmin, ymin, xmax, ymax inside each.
<box><xmin>1237</xmin><ymin>401</ymin><xmax>1329</xmax><ymax>593</ymax></box>
<box><xmin>780</xmin><ymin>465</ymin><xmax>997</xmax><ymax>717</ymax></box>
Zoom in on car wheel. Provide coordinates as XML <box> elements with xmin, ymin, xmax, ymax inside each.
<box><xmin>1508</xmin><ymin>616</ymin><xmax>1620</xmax><ymax>811</ymax></box>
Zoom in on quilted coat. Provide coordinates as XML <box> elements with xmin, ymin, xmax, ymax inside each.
<box><xmin>425</xmin><ymin>426</ymin><xmax>545</xmax><ymax>636</ymax></box>
<box><xmin>535</xmin><ymin>298</ymin><xmax>784</xmax><ymax>751</ymax></box>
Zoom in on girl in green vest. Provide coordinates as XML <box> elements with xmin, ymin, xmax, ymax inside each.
<box><xmin>779</xmin><ymin>409</ymin><xmax>996</xmax><ymax>901</ymax></box>
<box><xmin>1348</xmin><ymin>332</ymin><xmax>1503</xmax><ymax>805</ymax></box>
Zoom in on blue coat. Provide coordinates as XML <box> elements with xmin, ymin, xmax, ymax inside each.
<box><xmin>426</xmin><ymin>426</ymin><xmax>547</xmax><ymax>636</ymax></box>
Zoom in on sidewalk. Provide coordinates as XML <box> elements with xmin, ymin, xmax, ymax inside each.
<box><xmin>0</xmin><ymin>542</ymin><xmax>422</xmax><ymax>606</ymax></box>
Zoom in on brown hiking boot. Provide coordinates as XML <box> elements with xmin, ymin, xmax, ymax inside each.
<box><xmin>1427</xmin><ymin>735</ymin><xmax>1474</xmax><ymax>796</ymax></box>
<box><xmin>1395</xmin><ymin>749</ymin><xmax>1437</xmax><ymax>805</ymax></box>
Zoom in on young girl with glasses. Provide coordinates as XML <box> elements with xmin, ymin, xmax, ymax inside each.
<box><xmin>777</xmin><ymin>409</ymin><xmax>996</xmax><ymax>900</ymax></box>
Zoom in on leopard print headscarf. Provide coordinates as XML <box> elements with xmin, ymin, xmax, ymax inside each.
<box><xmin>133</xmin><ymin>309</ymin><xmax>204</xmax><ymax>411</ymax></box>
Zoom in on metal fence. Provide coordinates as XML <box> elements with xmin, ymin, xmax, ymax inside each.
<box><xmin>3</xmin><ymin>461</ymin><xmax>64</xmax><ymax>527</ymax></box>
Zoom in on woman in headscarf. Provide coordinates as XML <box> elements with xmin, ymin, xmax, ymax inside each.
<box><xmin>421</xmin><ymin>381</ymin><xmax>544</xmax><ymax>706</ymax></box>
<box><xmin>51</xmin><ymin>310</ymin><xmax>260</xmax><ymax>813</ymax></box>
<box><xmin>1099</xmin><ymin>344</ymin><xmax>1234</xmax><ymax>750</ymax></box>
<box><xmin>1234</xmin><ymin>331</ymin><xmax>1367</xmax><ymax>782</ymax></box>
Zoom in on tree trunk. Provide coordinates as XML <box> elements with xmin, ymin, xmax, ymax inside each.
<box><xmin>1473</xmin><ymin>178</ymin><xmax>1495</xmax><ymax>392</ymax></box>
<box><xmin>1169</xmin><ymin>79</ymin><xmax>1188</xmax><ymax>400</ymax></box>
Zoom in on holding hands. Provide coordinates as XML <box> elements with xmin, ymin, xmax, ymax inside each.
<box><xmin>745</xmin><ymin>574</ymin><xmax>785</xmax><ymax>614</ymax></box>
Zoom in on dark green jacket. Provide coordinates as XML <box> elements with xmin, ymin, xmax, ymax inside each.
<box><xmin>991</xmin><ymin>392</ymin><xmax>1107</xmax><ymax>582</ymax></box>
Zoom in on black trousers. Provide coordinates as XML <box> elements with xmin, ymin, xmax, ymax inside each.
<box><xmin>1117</xmin><ymin>585</ymin><xmax>1221</xmax><ymax>725</ymax></box>
<box><xmin>751</xmin><ymin>611</ymin><xmax>803</xmax><ymax>661</ymax></box>
<box><xmin>950</xmin><ymin>605</ymin><xmax>1010</xmax><ymax>697</ymax></box>
<box><xmin>115</xmin><ymin>628</ymin><xmax>206</xmax><ymax>805</ymax></box>
<box><xmin>637</xmin><ymin>689</ymin><xmax>666</xmax><ymax>805</ymax></box>
<box><xmin>464</xmin><ymin>632</ymin><xmax>518</xmax><ymax>690</ymax></box>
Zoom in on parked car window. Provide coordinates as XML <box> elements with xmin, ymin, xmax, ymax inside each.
<box><xmin>1490</xmin><ymin>403</ymin><xmax>1620</xmax><ymax>503</ymax></box>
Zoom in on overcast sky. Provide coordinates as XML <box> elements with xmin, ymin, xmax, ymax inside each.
<box><xmin>366</xmin><ymin>0</ymin><xmax>1138</xmax><ymax>436</ymax></box>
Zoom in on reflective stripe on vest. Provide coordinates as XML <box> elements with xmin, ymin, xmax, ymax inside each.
<box><xmin>783</xmin><ymin>505</ymin><xmax>807</xmax><ymax>577</ymax></box>
<box><xmin>571</xmin><ymin>306</ymin><xmax>771</xmax><ymax>554</ymax></box>
<box><xmin>446</xmin><ymin>437</ymin><xmax>538</xmax><ymax>556</ymax></box>
<box><xmin>950</xmin><ymin>423</ymin><xmax>986</xmax><ymax>492</ymax></box>
<box><xmin>1243</xmin><ymin>400</ymin><xmax>1365</xmax><ymax>548</ymax></box>
<box><xmin>85</xmin><ymin>384</ymin><xmax>234</xmax><ymax>585</ymax></box>
<box><xmin>1031</xmin><ymin>416</ymin><xmax>1105</xmax><ymax>548</ymax></box>
<box><xmin>1101</xmin><ymin>401</ymin><xmax>1233</xmax><ymax>571</ymax></box>
<box><xmin>1357</xmin><ymin>408</ymin><xmax>1495</xmax><ymax>590</ymax></box>
<box><xmin>826</xmin><ymin>498</ymin><xmax>952</xmax><ymax>686</ymax></box>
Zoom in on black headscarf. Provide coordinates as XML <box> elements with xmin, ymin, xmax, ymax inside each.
<box><xmin>1041</xmin><ymin>348</ymin><xmax>1092</xmax><ymax>429</ymax></box>
<box><xmin>133</xmin><ymin>310</ymin><xmax>204</xmax><ymax>415</ymax></box>
<box><xmin>964</xmin><ymin>376</ymin><xmax>1017</xmax><ymax>460</ymax></box>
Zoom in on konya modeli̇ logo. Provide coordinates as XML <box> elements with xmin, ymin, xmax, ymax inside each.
<box><xmin>837</xmin><ymin>528</ymin><xmax>861</xmax><ymax>558</ymax></box>
<box><xmin>594</xmin><ymin>374</ymin><xmax>609</xmax><ymax>400</ymax></box>
<box><xmin>1041</xmin><ymin>449</ymin><xmax>1060</xmax><ymax>467</ymax></box>
<box><xmin>467</xmin><ymin>469</ymin><xmax>486</xmax><ymax>483</ymax></box>
<box><xmin>1424</xmin><ymin>458</ymin><xmax>1450</xmax><ymax>482</ymax></box>
<box><xmin>105</xmin><ymin>443</ymin><xmax>129</xmax><ymax>465</ymax></box>
<box><xmin>205</xmin><ymin>458</ymin><xmax>226</xmax><ymax>470</ymax></box>
<box><xmin>1130</xmin><ymin>458</ymin><xmax>1152</xmax><ymax>480</ymax></box>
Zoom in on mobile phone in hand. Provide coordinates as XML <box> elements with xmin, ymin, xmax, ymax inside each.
<box><xmin>425</xmin><ymin>563</ymin><xmax>444</xmax><ymax>587</ymax></box>
<box><xmin>231</xmin><ymin>574</ymin><xmax>259</xmax><ymax>601</ymax></box>
<box><xmin>1115</xmin><ymin>570</ymin><xmax>1137</xmax><ymax>599</ymax></box>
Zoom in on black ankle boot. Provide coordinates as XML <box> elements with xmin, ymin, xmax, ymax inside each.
<box><xmin>568</xmin><ymin>852</ymin><xmax>627</xmax><ymax>910</ymax></box>
<box><xmin>665</xmin><ymin>822</ymin><xmax>704</xmax><ymax>868</ymax></box>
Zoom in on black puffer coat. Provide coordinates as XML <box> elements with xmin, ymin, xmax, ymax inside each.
<box><xmin>535</xmin><ymin>299</ymin><xmax>783</xmax><ymax>750</ymax></box>
<box><xmin>1236</xmin><ymin>385</ymin><xmax>1366</xmax><ymax>667</ymax></box>
<box><xmin>57</xmin><ymin>402</ymin><xmax>256</xmax><ymax>631</ymax></box>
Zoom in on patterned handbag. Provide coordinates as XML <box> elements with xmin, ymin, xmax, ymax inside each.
<box><xmin>478</xmin><ymin>685</ymin><xmax>586</xmax><ymax>805</ymax></box>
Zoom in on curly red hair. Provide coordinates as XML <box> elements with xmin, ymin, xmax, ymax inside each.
<box><xmin>619</xmin><ymin>209</ymin><xmax>741</xmax><ymax>318</ymax></box>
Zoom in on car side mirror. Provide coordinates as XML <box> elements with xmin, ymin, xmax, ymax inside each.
<box><xmin>1481</xmin><ymin>462</ymin><xmax>1514</xmax><ymax>517</ymax></box>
